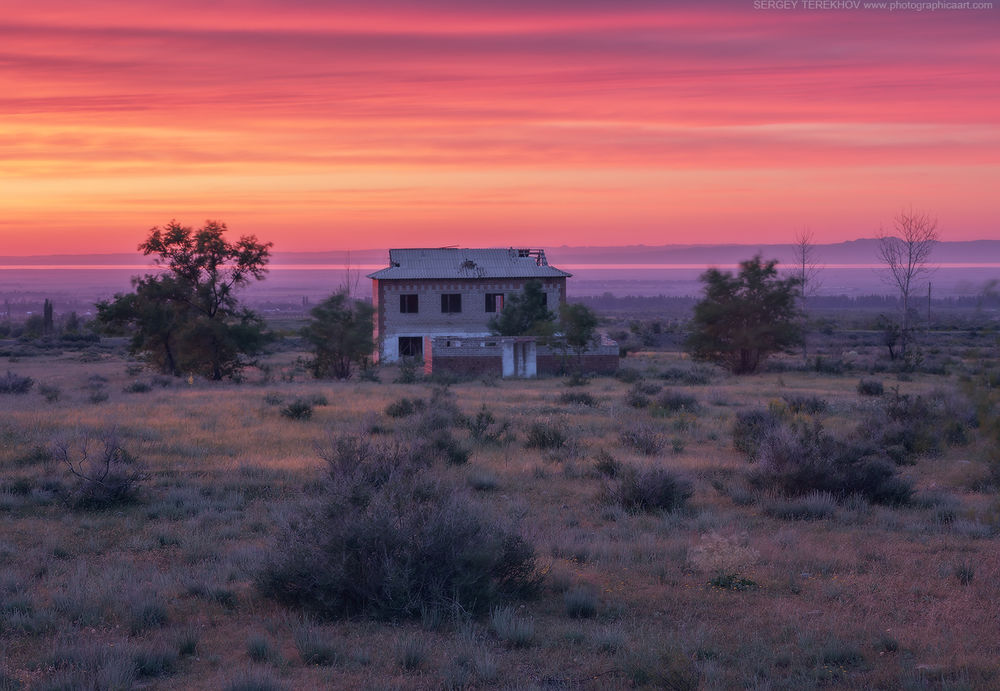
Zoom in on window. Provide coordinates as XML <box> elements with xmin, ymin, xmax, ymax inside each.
<box><xmin>398</xmin><ymin>336</ymin><xmax>423</xmax><ymax>358</ymax></box>
<box><xmin>441</xmin><ymin>293</ymin><xmax>462</xmax><ymax>313</ymax></box>
<box><xmin>399</xmin><ymin>294</ymin><xmax>418</xmax><ymax>313</ymax></box>
<box><xmin>485</xmin><ymin>293</ymin><xmax>504</xmax><ymax>313</ymax></box>
<box><xmin>541</xmin><ymin>292</ymin><xmax>548</xmax><ymax>307</ymax></box>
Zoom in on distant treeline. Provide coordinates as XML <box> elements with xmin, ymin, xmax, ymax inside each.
<box><xmin>576</xmin><ymin>292</ymin><xmax>1000</xmax><ymax>316</ymax></box>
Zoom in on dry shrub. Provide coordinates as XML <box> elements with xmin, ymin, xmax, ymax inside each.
<box><xmin>687</xmin><ymin>532</ymin><xmax>760</xmax><ymax>578</ymax></box>
<box><xmin>603</xmin><ymin>465</ymin><xmax>692</xmax><ymax>513</ymax></box>
<box><xmin>259</xmin><ymin>435</ymin><xmax>540</xmax><ymax>619</ymax></box>
<box><xmin>0</xmin><ymin>371</ymin><xmax>33</xmax><ymax>394</ymax></box>
<box><xmin>50</xmin><ymin>429</ymin><xmax>145</xmax><ymax>510</ymax></box>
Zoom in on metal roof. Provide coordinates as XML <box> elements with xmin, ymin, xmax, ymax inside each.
<box><xmin>367</xmin><ymin>248</ymin><xmax>572</xmax><ymax>280</ymax></box>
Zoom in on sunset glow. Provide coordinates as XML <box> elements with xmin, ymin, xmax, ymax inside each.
<box><xmin>2</xmin><ymin>0</ymin><xmax>998</xmax><ymax>254</ymax></box>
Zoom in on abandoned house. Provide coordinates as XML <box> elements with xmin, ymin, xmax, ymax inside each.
<box><xmin>367</xmin><ymin>247</ymin><xmax>618</xmax><ymax>377</ymax></box>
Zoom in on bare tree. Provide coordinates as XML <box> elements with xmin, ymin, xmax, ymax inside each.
<box><xmin>876</xmin><ymin>209</ymin><xmax>938</xmax><ymax>357</ymax></box>
<box><xmin>792</xmin><ymin>228</ymin><xmax>823</xmax><ymax>361</ymax></box>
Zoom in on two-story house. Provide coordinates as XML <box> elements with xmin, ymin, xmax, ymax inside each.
<box><xmin>367</xmin><ymin>247</ymin><xmax>571</xmax><ymax>362</ymax></box>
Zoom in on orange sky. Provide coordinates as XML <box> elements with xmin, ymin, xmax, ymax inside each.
<box><xmin>2</xmin><ymin>0</ymin><xmax>998</xmax><ymax>254</ymax></box>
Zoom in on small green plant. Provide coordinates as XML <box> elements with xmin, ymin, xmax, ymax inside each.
<box><xmin>708</xmin><ymin>573</ymin><xmax>758</xmax><ymax>591</ymax></box>
<box><xmin>280</xmin><ymin>399</ymin><xmax>313</xmax><ymax>420</ymax></box>
<box><xmin>465</xmin><ymin>405</ymin><xmax>511</xmax><ymax>445</ymax></box>
<box><xmin>655</xmin><ymin>391</ymin><xmax>699</xmax><ymax>414</ymax></box>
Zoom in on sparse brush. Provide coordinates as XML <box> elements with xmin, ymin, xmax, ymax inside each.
<box><xmin>490</xmin><ymin>606</ymin><xmax>534</xmax><ymax>648</ymax></box>
<box><xmin>559</xmin><ymin>391</ymin><xmax>597</xmax><ymax>406</ymax></box>
<box><xmin>50</xmin><ymin>429</ymin><xmax>146</xmax><ymax>510</ymax></box>
<box><xmin>857</xmin><ymin>378</ymin><xmax>884</xmax><ymax>396</ymax></box>
<box><xmin>525</xmin><ymin>420</ymin><xmax>567</xmax><ymax>450</ymax></box>
<box><xmin>619</xmin><ymin>423</ymin><xmax>665</xmax><ymax>456</ymax></box>
<box><xmin>0</xmin><ymin>371</ymin><xmax>33</xmax><ymax>394</ymax></box>
<box><xmin>563</xmin><ymin>585</ymin><xmax>599</xmax><ymax>619</ymax></box>
<box><xmin>280</xmin><ymin>399</ymin><xmax>313</xmax><ymax>420</ymax></box>
<box><xmin>604</xmin><ymin>465</ymin><xmax>692</xmax><ymax>513</ymax></box>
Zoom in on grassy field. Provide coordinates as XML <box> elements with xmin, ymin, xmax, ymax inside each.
<box><xmin>1</xmin><ymin>334</ymin><xmax>999</xmax><ymax>689</ymax></box>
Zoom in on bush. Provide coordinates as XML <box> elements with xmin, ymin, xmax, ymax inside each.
<box><xmin>857</xmin><ymin>378</ymin><xmax>884</xmax><ymax>396</ymax></box>
<box><xmin>558</xmin><ymin>391</ymin><xmax>597</xmax><ymax>407</ymax></box>
<box><xmin>385</xmin><ymin>397</ymin><xmax>424</xmax><ymax>418</ymax></box>
<box><xmin>604</xmin><ymin>465</ymin><xmax>693</xmax><ymax>513</ymax></box>
<box><xmin>465</xmin><ymin>405</ymin><xmax>512</xmax><ymax>446</ymax></box>
<box><xmin>731</xmin><ymin>409</ymin><xmax>781</xmax><ymax>462</ymax></box>
<box><xmin>655</xmin><ymin>391</ymin><xmax>699</xmax><ymax>414</ymax></box>
<box><xmin>525</xmin><ymin>420</ymin><xmax>567</xmax><ymax>450</ymax></box>
<box><xmin>258</xmin><ymin>439</ymin><xmax>540</xmax><ymax>619</ymax></box>
<box><xmin>615</xmin><ymin>367</ymin><xmax>642</xmax><ymax>383</ymax></box>
<box><xmin>619</xmin><ymin>423</ymin><xmax>666</xmax><ymax>456</ymax></box>
<box><xmin>490</xmin><ymin>606</ymin><xmax>535</xmax><ymax>648</ymax></box>
<box><xmin>0</xmin><ymin>371</ymin><xmax>33</xmax><ymax>394</ymax></box>
<box><xmin>123</xmin><ymin>381</ymin><xmax>152</xmax><ymax>393</ymax></box>
<box><xmin>51</xmin><ymin>430</ymin><xmax>145</xmax><ymax>510</ymax></box>
<box><xmin>39</xmin><ymin>384</ymin><xmax>61</xmax><ymax>403</ymax></box>
<box><xmin>747</xmin><ymin>420</ymin><xmax>912</xmax><ymax>505</ymax></box>
<box><xmin>782</xmin><ymin>394</ymin><xmax>827</xmax><ymax>415</ymax></box>
<box><xmin>280</xmin><ymin>399</ymin><xmax>313</xmax><ymax>420</ymax></box>
<box><xmin>563</xmin><ymin>585</ymin><xmax>599</xmax><ymax>619</ymax></box>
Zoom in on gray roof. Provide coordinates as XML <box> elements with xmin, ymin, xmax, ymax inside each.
<box><xmin>367</xmin><ymin>248</ymin><xmax>571</xmax><ymax>280</ymax></box>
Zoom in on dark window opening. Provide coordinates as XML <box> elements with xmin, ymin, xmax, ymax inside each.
<box><xmin>541</xmin><ymin>292</ymin><xmax>548</xmax><ymax>307</ymax></box>
<box><xmin>398</xmin><ymin>336</ymin><xmax>423</xmax><ymax>358</ymax></box>
<box><xmin>441</xmin><ymin>293</ymin><xmax>462</xmax><ymax>313</ymax></box>
<box><xmin>485</xmin><ymin>293</ymin><xmax>504</xmax><ymax>312</ymax></box>
<box><xmin>399</xmin><ymin>294</ymin><xmax>418</xmax><ymax>313</ymax></box>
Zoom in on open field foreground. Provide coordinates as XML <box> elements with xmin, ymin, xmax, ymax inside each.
<box><xmin>2</xmin><ymin>345</ymin><xmax>999</xmax><ymax>690</ymax></box>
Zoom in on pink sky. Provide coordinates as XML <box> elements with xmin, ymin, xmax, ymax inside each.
<box><xmin>1</xmin><ymin>0</ymin><xmax>998</xmax><ymax>254</ymax></box>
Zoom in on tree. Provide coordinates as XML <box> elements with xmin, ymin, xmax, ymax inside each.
<box><xmin>97</xmin><ymin>220</ymin><xmax>271</xmax><ymax>380</ymax></box>
<box><xmin>792</xmin><ymin>229</ymin><xmax>822</xmax><ymax>362</ymax></box>
<box><xmin>559</xmin><ymin>302</ymin><xmax>599</xmax><ymax>370</ymax></box>
<box><xmin>488</xmin><ymin>280</ymin><xmax>555</xmax><ymax>338</ymax></box>
<box><xmin>876</xmin><ymin>209</ymin><xmax>938</xmax><ymax>357</ymax></box>
<box><xmin>43</xmin><ymin>299</ymin><xmax>54</xmax><ymax>336</ymax></box>
<box><xmin>301</xmin><ymin>291</ymin><xmax>375</xmax><ymax>379</ymax></box>
<box><xmin>686</xmin><ymin>256</ymin><xmax>802</xmax><ymax>374</ymax></box>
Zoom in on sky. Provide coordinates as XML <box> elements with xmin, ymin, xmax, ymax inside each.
<box><xmin>1</xmin><ymin>0</ymin><xmax>998</xmax><ymax>254</ymax></box>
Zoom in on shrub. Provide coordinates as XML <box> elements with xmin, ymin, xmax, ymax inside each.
<box><xmin>563</xmin><ymin>585</ymin><xmax>599</xmax><ymax>619</ymax></box>
<box><xmin>619</xmin><ymin>423</ymin><xmax>666</xmax><ymax>456</ymax></box>
<box><xmin>559</xmin><ymin>391</ymin><xmax>597</xmax><ymax>407</ymax></box>
<box><xmin>258</xmin><ymin>441</ymin><xmax>540</xmax><ymax>619</ymax></box>
<box><xmin>88</xmin><ymin>389</ymin><xmax>109</xmax><ymax>404</ymax></box>
<box><xmin>465</xmin><ymin>405</ymin><xmax>512</xmax><ymax>446</ymax></box>
<box><xmin>655</xmin><ymin>391</ymin><xmax>699</xmax><ymax>414</ymax></box>
<box><xmin>731</xmin><ymin>409</ymin><xmax>781</xmax><ymax>462</ymax></box>
<box><xmin>133</xmin><ymin>646</ymin><xmax>177</xmax><ymax>678</ymax></box>
<box><xmin>51</xmin><ymin>430</ymin><xmax>145</xmax><ymax>510</ymax></box>
<box><xmin>39</xmin><ymin>384</ymin><xmax>61</xmax><ymax>403</ymax></box>
<box><xmin>747</xmin><ymin>420</ymin><xmax>912</xmax><ymax>505</ymax></box>
<box><xmin>594</xmin><ymin>450</ymin><xmax>621</xmax><ymax>478</ymax></box>
<box><xmin>763</xmin><ymin>491</ymin><xmax>838</xmax><ymax>521</ymax></box>
<box><xmin>624</xmin><ymin>387</ymin><xmax>650</xmax><ymax>409</ymax></box>
<box><xmin>525</xmin><ymin>420</ymin><xmax>567</xmax><ymax>450</ymax></box>
<box><xmin>782</xmin><ymin>394</ymin><xmax>827</xmax><ymax>415</ymax></box>
<box><xmin>604</xmin><ymin>465</ymin><xmax>693</xmax><ymax>513</ymax></box>
<box><xmin>280</xmin><ymin>399</ymin><xmax>313</xmax><ymax>420</ymax></box>
<box><xmin>385</xmin><ymin>397</ymin><xmax>424</xmax><ymax>418</ymax></box>
<box><xmin>263</xmin><ymin>392</ymin><xmax>283</xmax><ymax>406</ymax></box>
<box><xmin>857</xmin><ymin>378</ymin><xmax>884</xmax><ymax>396</ymax></box>
<box><xmin>615</xmin><ymin>367</ymin><xmax>642</xmax><ymax>383</ymax></box>
<box><xmin>293</xmin><ymin>624</ymin><xmax>339</xmax><ymax>666</ymax></box>
<box><xmin>247</xmin><ymin>636</ymin><xmax>273</xmax><ymax>663</ymax></box>
<box><xmin>490</xmin><ymin>606</ymin><xmax>535</xmax><ymax>648</ymax></box>
<box><xmin>0</xmin><ymin>371</ymin><xmax>33</xmax><ymax>394</ymax></box>
<box><xmin>659</xmin><ymin>365</ymin><xmax>713</xmax><ymax>385</ymax></box>
<box><xmin>123</xmin><ymin>381</ymin><xmax>152</xmax><ymax>394</ymax></box>
<box><xmin>395</xmin><ymin>357</ymin><xmax>421</xmax><ymax>383</ymax></box>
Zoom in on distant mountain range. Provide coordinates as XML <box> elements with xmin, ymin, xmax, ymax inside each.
<box><xmin>1</xmin><ymin>239</ymin><xmax>998</xmax><ymax>266</ymax></box>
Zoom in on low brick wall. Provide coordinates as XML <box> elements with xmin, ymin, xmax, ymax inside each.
<box><xmin>430</xmin><ymin>355</ymin><xmax>504</xmax><ymax>377</ymax></box>
<box><xmin>537</xmin><ymin>353</ymin><xmax>619</xmax><ymax>376</ymax></box>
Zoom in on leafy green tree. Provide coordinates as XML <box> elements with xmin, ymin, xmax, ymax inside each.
<box><xmin>97</xmin><ymin>220</ymin><xmax>271</xmax><ymax>380</ymax></box>
<box><xmin>686</xmin><ymin>256</ymin><xmax>801</xmax><ymax>374</ymax></box>
<box><xmin>301</xmin><ymin>291</ymin><xmax>375</xmax><ymax>379</ymax></box>
<box><xmin>559</xmin><ymin>302</ymin><xmax>599</xmax><ymax>370</ymax></box>
<box><xmin>488</xmin><ymin>280</ymin><xmax>555</xmax><ymax>338</ymax></box>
